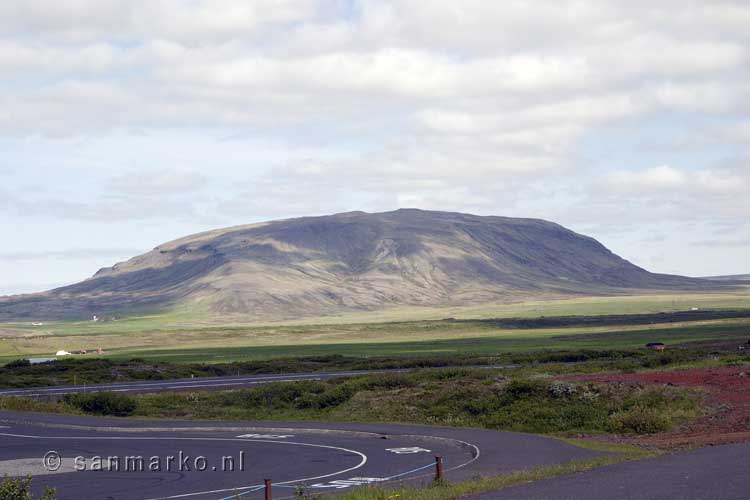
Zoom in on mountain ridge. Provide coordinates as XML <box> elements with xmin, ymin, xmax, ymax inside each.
<box><xmin>0</xmin><ymin>209</ymin><xmax>718</xmax><ymax>321</ymax></box>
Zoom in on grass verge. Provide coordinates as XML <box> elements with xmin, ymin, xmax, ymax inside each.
<box><xmin>319</xmin><ymin>441</ymin><xmax>655</xmax><ymax>500</ymax></box>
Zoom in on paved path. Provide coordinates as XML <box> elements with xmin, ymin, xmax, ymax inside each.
<box><xmin>0</xmin><ymin>366</ymin><xmax>517</xmax><ymax>398</ymax></box>
<box><xmin>0</xmin><ymin>411</ymin><xmax>599</xmax><ymax>500</ymax></box>
<box><xmin>0</xmin><ymin>371</ymin><xmax>389</xmax><ymax>397</ymax></box>
<box><xmin>471</xmin><ymin>443</ymin><xmax>750</xmax><ymax>500</ymax></box>
<box><xmin>10</xmin><ymin>411</ymin><xmax>747</xmax><ymax>500</ymax></box>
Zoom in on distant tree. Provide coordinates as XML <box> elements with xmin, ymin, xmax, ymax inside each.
<box><xmin>0</xmin><ymin>475</ymin><xmax>56</xmax><ymax>500</ymax></box>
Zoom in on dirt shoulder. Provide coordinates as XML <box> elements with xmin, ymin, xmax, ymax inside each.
<box><xmin>568</xmin><ymin>365</ymin><xmax>750</xmax><ymax>448</ymax></box>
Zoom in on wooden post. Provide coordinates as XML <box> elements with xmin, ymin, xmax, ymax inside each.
<box><xmin>435</xmin><ymin>455</ymin><xmax>443</xmax><ymax>482</ymax></box>
<box><xmin>264</xmin><ymin>479</ymin><xmax>272</xmax><ymax>500</ymax></box>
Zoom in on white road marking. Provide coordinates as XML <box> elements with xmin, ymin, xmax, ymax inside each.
<box><xmin>224</xmin><ymin>436</ymin><xmax>482</xmax><ymax>497</ymax></box>
<box><xmin>309</xmin><ymin>477</ymin><xmax>386</xmax><ymax>489</ymax></box>
<box><xmin>0</xmin><ymin>427</ymin><xmax>482</xmax><ymax>499</ymax></box>
<box><xmin>0</xmin><ymin>432</ymin><xmax>368</xmax><ymax>500</ymax></box>
<box><xmin>449</xmin><ymin>439</ymin><xmax>480</xmax><ymax>470</ymax></box>
<box><xmin>236</xmin><ymin>433</ymin><xmax>293</xmax><ymax>439</ymax></box>
<box><xmin>386</xmin><ymin>446</ymin><xmax>431</xmax><ymax>454</ymax></box>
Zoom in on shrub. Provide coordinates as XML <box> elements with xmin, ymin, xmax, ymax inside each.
<box><xmin>4</xmin><ymin>359</ymin><xmax>31</xmax><ymax>369</ymax></box>
<box><xmin>64</xmin><ymin>392</ymin><xmax>137</xmax><ymax>416</ymax></box>
<box><xmin>609</xmin><ymin>405</ymin><xmax>671</xmax><ymax>433</ymax></box>
<box><xmin>240</xmin><ymin>381</ymin><xmax>327</xmax><ymax>409</ymax></box>
<box><xmin>0</xmin><ymin>475</ymin><xmax>56</xmax><ymax>500</ymax></box>
<box><xmin>548</xmin><ymin>381</ymin><xmax>577</xmax><ymax>398</ymax></box>
<box><xmin>312</xmin><ymin>384</ymin><xmax>358</xmax><ymax>409</ymax></box>
<box><xmin>502</xmin><ymin>379</ymin><xmax>548</xmax><ymax>400</ymax></box>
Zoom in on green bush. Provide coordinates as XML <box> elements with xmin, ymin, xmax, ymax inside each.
<box><xmin>63</xmin><ymin>392</ymin><xmax>137</xmax><ymax>416</ymax></box>
<box><xmin>609</xmin><ymin>405</ymin><xmax>671</xmax><ymax>433</ymax></box>
<box><xmin>0</xmin><ymin>475</ymin><xmax>55</xmax><ymax>500</ymax></box>
<box><xmin>232</xmin><ymin>380</ymin><xmax>327</xmax><ymax>410</ymax></box>
<box><xmin>3</xmin><ymin>359</ymin><xmax>31</xmax><ymax>369</ymax></box>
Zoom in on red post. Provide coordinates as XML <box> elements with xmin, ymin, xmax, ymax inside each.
<box><xmin>264</xmin><ymin>479</ymin><xmax>272</xmax><ymax>500</ymax></box>
<box><xmin>435</xmin><ymin>455</ymin><xmax>444</xmax><ymax>482</ymax></box>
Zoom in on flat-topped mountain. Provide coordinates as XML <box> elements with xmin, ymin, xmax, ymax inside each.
<box><xmin>0</xmin><ymin>209</ymin><xmax>714</xmax><ymax>320</ymax></box>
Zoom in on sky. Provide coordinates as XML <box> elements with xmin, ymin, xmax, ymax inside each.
<box><xmin>1</xmin><ymin>0</ymin><xmax>749</xmax><ymax>295</ymax></box>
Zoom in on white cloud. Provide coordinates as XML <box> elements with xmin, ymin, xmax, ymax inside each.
<box><xmin>107</xmin><ymin>169</ymin><xmax>208</xmax><ymax>195</ymax></box>
<box><xmin>0</xmin><ymin>41</ymin><xmax>119</xmax><ymax>74</ymax></box>
<box><xmin>1</xmin><ymin>1</ymin><xmax>747</xmax><ymax>136</ymax></box>
<box><xmin>0</xmin><ymin>248</ymin><xmax>144</xmax><ymax>261</ymax></box>
<box><xmin>603</xmin><ymin>165</ymin><xmax>688</xmax><ymax>192</ymax></box>
<box><xmin>602</xmin><ymin>165</ymin><xmax>749</xmax><ymax>197</ymax></box>
<box><xmin>649</xmin><ymin>81</ymin><xmax>748</xmax><ymax>114</ymax></box>
<box><xmin>1</xmin><ymin>0</ymin><xmax>749</xmax><ymax>286</ymax></box>
<box><xmin>0</xmin><ymin>0</ymin><xmax>318</xmax><ymax>42</ymax></box>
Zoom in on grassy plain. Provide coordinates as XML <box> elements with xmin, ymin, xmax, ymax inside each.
<box><xmin>0</xmin><ymin>293</ymin><xmax>748</xmax><ymax>364</ymax></box>
<box><xmin>4</xmin><ymin>292</ymin><xmax>750</xmax><ymax>333</ymax></box>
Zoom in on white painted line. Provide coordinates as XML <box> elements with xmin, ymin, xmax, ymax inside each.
<box><xmin>386</xmin><ymin>446</ymin><xmax>431</xmax><ymax>454</ymax></box>
<box><xmin>236</xmin><ymin>433</ymin><xmax>293</xmax><ymax>439</ymax></box>
<box><xmin>0</xmin><ymin>427</ymin><xmax>482</xmax><ymax>499</ymax></box>
<box><xmin>309</xmin><ymin>477</ymin><xmax>386</xmax><ymax>489</ymax></box>
<box><xmin>449</xmin><ymin>439</ymin><xmax>481</xmax><ymax>471</ymax></box>
<box><xmin>217</xmin><ymin>435</ymin><xmax>482</xmax><ymax>497</ymax></box>
<box><xmin>0</xmin><ymin>432</ymin><xmax>368</xmax><ymax>500</ymax></box>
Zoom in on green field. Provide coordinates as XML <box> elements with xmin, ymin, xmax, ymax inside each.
<box><xmin>1</xmin><ymin>292</ymin><xmax>748</xmax><ymax>365</ymax></box>
<box><xmin>84</xmin><ymin>322</ymin><xmax>750</xmax><ymax>363</ymax></box>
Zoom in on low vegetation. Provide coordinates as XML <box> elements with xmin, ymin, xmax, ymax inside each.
<box><xmin>63</xmin><ymin>392</ymin><xmax>137</xmax><ymax>417</ymax></box>
<box><xmin>134</xmin><ymin>370</ymin><xmax>698</xmax><ymax>434</ymax></box>
<box><xmin>1</xmin><ymin>368</ymin><xmax>699</xmax><ymax>435</ymax></box>
<box><xmin>0</xmin><ymin>476</ymin><xmax>55</xmax><ymax>500</ymax></box>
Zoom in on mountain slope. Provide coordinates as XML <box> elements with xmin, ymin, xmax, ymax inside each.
<box><xmin>0</xmin><ymin>209</ymin><xmax>714</xmax><ymax>320</ymax></box>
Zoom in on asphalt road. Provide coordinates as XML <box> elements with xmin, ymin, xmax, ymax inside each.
<box><xmin>0</xmin><ymin>371</ymin><xmax>391</xmax><ymax>398</ymax></box>
<box><xmin>471</xmin><ymin>443</ymin><xmax>750</xmax><ymax>500</ymax></box>
<box><xmin>0</xmin><ymin>366</ymin><xmax>516</xmax><ymax>398</ymax></box>
<box><xmin>0</xmin><ymin>411</ymin><xmax>600</xmax><ymax>500</ymax></box>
